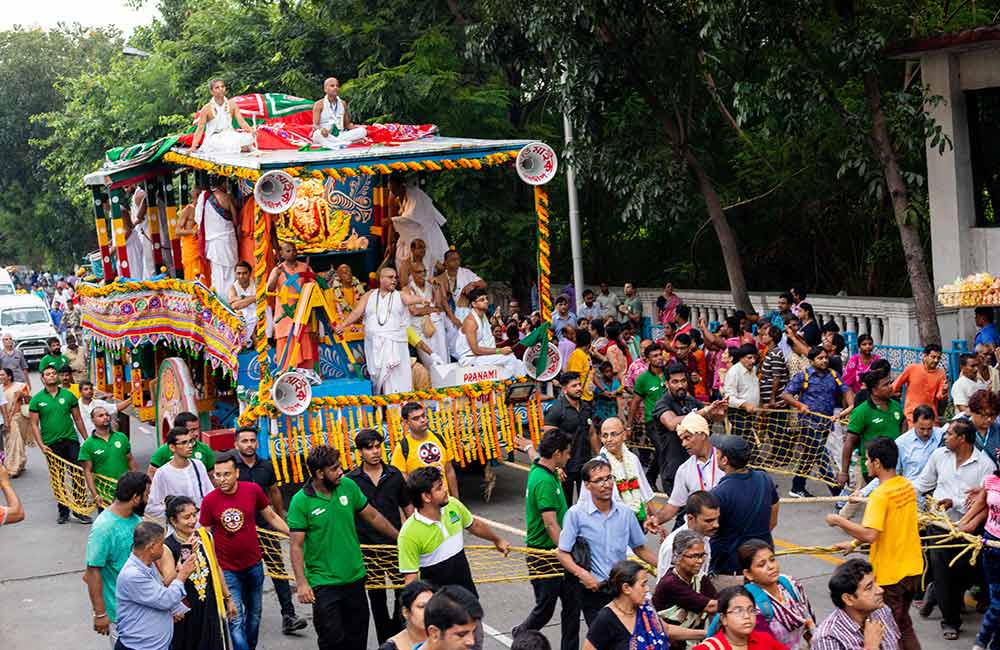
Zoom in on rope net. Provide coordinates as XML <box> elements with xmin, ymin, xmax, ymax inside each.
<box><xmin>44</xmin><ymin>449</ymin><xmax>118</xmax><ymax>515</ymax></box>
<box><xmin>256</xmin><ymin>528</ymin><xmax>564</xmax><ymax>589</ymax></box>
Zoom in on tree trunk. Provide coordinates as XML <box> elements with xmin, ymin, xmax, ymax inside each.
<box><xmin>683</xmin><ymin>148</ymin><xmax>755</xmax><ymax>314</ymax></box>
<box><xmin>863</xmin><ymin>72</ymin><xmax>942</xmax><ymax>345</ymax></box>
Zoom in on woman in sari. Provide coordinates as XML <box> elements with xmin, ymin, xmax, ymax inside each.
<box><xmin>738</xmin><ymin>540</ymin><xmax>814</xmax><ymax>649</ymax></box>
<box><xmin>159</xmin><ymin>495</ymin><xmax>236</xmax><ymax>650</ymax></box>
<box><xmin>1</xmin><ymin>368</ymin><xmax>30</xmax><ymax>476</ymax></box>
<box><xmin>653</xmin><ymin>530</ymin><xmax>718</xmax><ymax>650</ymax></box>
<box><xmin>585</xmin><ymin>560</ymin><xmax>704</xmax><ymax>650</ymax></box>
<box><xmin>842</xmin><ymin>334</ymin><xmax>880</xmax><ymax>394</ymax></box>
<box><xmin>657</xmin><ymin>284</ymin><xmax>682</xmax><ymax>326</ymax></box>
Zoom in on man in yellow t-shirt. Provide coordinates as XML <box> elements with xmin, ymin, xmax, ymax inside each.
<box><xmin>825</xmin><ymin>436</ymin><xmax>922</xmax><ymax>650</ymax></box>
<box><xmin>390</xmin><ymin>401</ymin><xmax>459</xmax><ymax>498</ymax></box>
<box><xmin>565</xmin><ymin>328</ymin><xmax>594</xmax><ymax>403</ymax></box>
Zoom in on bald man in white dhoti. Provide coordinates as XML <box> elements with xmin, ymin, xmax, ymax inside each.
<box><xmin>336</xmin><ymin>267</ymin><xmax>422</xmax><ymax>394</ymax></box>
<box><xmin>402</xmin><ymin>260</ymin><xmax>453</xmax><ymax>367</ymax></box>
<box><xmin>454</xmin><ymin>287</ymin><xmax>527</xmax><ymax>379</ymax></box>
<box><xmin>311</xmin><ymin>77</ymin><xmax>368</xmax><ymax>149</ymax></box>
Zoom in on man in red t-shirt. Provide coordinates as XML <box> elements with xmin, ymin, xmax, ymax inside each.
<box><xmin>201</xmin><ymin>451</ymin><xmax>289</xmax><ymax>650</ymax></box>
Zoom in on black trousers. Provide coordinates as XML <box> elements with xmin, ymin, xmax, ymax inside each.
<box><xmin>580</xmin><ymin>584</ymin><xmax>612</xmax><ymax>625</ymax></box>
<box><xmin>929</xmin><ymin>525</ymin><xmax>983</xmax><ymax>629</ymax></box>
<box><xmin>313</xmin><ymin>579</ymin><xmax>369</xmax><ymax>650</ymax></box>
<box><xmin>562</xmin><ymin>472</ymin><xmax>582</xmax><ymax>508</ymax></box>
<box><xmin>513</xmin><ymin>558</ymin><xmax>581</xmax><ymax>650</ymax></box>
<box><xmin>362</xmin><ymin>547</ymin><xmax>403</xmax><ymax>644</ymax></box>
<box><xmin>649</xmin><ymin>426</ymin><xmax>685</xmax><ymax>496</ymax></box>
<box><xmin>49</xmin><ymin>437</ymin><xmax>80</xmax><ymax>517</ymax></box>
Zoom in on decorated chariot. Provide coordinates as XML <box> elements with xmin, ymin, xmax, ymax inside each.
<box><xmin>79</xmin><ymin>92</ymin><xmax>562</xmax><ymax>485</ymax></box>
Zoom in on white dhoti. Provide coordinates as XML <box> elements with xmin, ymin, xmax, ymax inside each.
<box><xmin>366</xmin><ymin>335</ymin><xmax>412</xmax><ymax>394</ymax></box>
<box><xmin>457</xmin><ymin>353</ymin><xmax>527</xmax><ymax>379</ymax></box>
<box><xmin>123</xmin><ymin>230</ymin><xmax>145</xmax><ymax>278</ymax></box>
<box><xmin>363</xmin><ymin>289</ymin><xmax>413</xmax><ymax>394</ymax></box>
<box><xmin>196</xmin><ymin>191</ymin><xmax>238</xmax><ymax>293</ymax></box>
<box><xmin>139</xmin><ymin>221</ymin><xmax>156</xmax><ymax>277</ymax></box>
<box><xmin>200</xmin><ymin>129</ymin><xmax>254</xmax><ymax>154</ymax></box>
<box><xmin>312</xmin><ymin>126</ymin><xmax>368</xmax><ymax>149</ymax></box>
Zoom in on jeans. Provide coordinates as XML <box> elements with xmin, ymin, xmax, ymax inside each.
<box><xmin>49</xmin><ymin>437</ymin><xmax>81</xmax><ymax>517</ymax></box>
<box><xmin>791</xmin><ymin>415</ymin><xmax>837</xmax><ymax>494</ymax></box>
<box><xmin>512</xmin><ymin>557</ymin><xmax>581</xmax><ymax>650</ymax></box>
<box><xmin>313</xmin><ymin>579</ymin><xmax>370</xmax><ymax>650</ymax></box>
<box><xmin>979</xmin><ymin>538</ymin><xmax>1000</xmax><ymax>648</ymax></box>
<box><xmin>224</xmin><ymin>562</ymin><xmax>265</xmax><ymax>650</ymax></box>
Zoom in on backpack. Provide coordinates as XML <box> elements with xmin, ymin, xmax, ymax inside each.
<box><xmin>705</xmin><ymin>575</ymin><xmax>799</xmax><ymax>636</ymax></box>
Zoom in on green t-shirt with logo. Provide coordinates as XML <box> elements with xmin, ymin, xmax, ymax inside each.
<box><xmin>28</xmin><ymin>387</ymin><xmax>79</xmax><ymax>445</ymax></box>
<box><xmin>286</xmin><ymin>477</ymin><xmax>368</xmax><ymax>587</ymax></box>
<box><xmin>633</xmin><ymin>370</ymin><xmax>666</xmax><ymax>423</ymax></box>
<box><xmin>149</xmin><ymin>440</ymin><xmax>216</xmax><ymax>470</ymax></box>
<box><xmin>524</xmin><ymin>460</ymin><xmax>567</xmax><ymax>549</ymax></box>
<box><xmin>39</xmin><ymin>353</ymin><xmax>69</xmax><ymax>372</ymax></box>
<box><xmin>847</xmin><ymin>398</ymin><xmax>905</xmax><ymax>474</ymax></box>
<box><xmin>78</xmin><ymin>431</ymin><xmax>132</xmax><ymax>483</ymax></box>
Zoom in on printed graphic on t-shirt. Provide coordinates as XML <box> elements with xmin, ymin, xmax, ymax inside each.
<box><xmin>220</xmin><ymin>507</ymin><xmax>245</xmax><ymax>533</ymax></box>
<box><xmin>418</xmin><ymin>441</ymin><xmax>443</xmax><ymax>464</ymax></box>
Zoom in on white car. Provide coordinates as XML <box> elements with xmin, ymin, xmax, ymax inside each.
<box><xmin>0</xmin><ymin>294</ymin><xmax>60</xmax><ymax>366</ymax></box>
<box><xmin>0</xmin><ymin>269</ymin><xmax>15</xmax><ymax>296</ymax></box>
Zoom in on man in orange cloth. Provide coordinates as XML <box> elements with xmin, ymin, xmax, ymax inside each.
<box><xmin>175</xmin><ymin>182</ymin><xmax>209</xmax><ymax>282</ymax></box>
<box><xmin>267</xmin><ymin>241</ymin><xmax>318</xmax><ymax>370</ymax></box>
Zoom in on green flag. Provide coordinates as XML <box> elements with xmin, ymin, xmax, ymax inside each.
<box><xmin>519</xmin><ymin>323</ymin><xmax>551</xmax><ymax>377</ymax></box>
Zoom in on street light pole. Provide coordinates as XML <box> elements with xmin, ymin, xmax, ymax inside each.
<box><xmin>563</xmin><ymin>111</ymin><xmax>584</xmax><ymax>312</ymax></box>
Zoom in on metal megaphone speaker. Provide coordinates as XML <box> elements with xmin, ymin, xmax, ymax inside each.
<box><xmin>516</xmin><ymin>142</ymin><xmax>559</xmax><ymax>186</ymax></box>
<box><xmin>254</xmin><ymin>170</ymin><xmax>298</xmax><ymax>214</ymax></box>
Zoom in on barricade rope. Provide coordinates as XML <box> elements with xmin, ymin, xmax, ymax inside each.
<box><xmin>256</xmin><ymin>527</ymin><xmax>564</xmax><ymax>588</ymax></box>
<box><xmin>44</xmin><ymin>449</ymin><xmax>117</xmax><ymax>516</ymax></box>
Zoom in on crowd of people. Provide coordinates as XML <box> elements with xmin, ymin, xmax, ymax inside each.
<box><xmin>8</xmin><ymin>273</ymin><xmax>1000</xmax><ymax>650</ymax></box>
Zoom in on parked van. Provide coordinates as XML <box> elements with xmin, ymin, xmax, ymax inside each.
<box><xmin>0</xmin><ymin>269</ymin><xmax>15</xmax><ymax>296</ymax></box>
<box><xmin>0</xmin><ymin>294</ymin><xmax>60</xmax><ymax>365</ymax></box>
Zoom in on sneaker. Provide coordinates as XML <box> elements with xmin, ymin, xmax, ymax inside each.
<box><xmin>788</xmin><ymin>489</ymin><xmax>814</xmax><ymax>499</ymax></box>
<box><xmin>282</xmin><ymin>615</ymin><xmax>308</xmax><ymax>635</ymax></box>
<box><xmin>72</xmin><ymin>512</ymin><xmax>93</xmax><ymax>524</ymax></box>
<box><xmin>57</xmin><ymin>512</ymin><xmax>69</xmax><ymax>525</ymax></box>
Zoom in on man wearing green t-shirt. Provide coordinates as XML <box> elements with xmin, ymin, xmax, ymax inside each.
<box><xmin>38</xmin><ymin>336</ymin><xmax>69</xmax><ymax>373</ymax></box>
<box><xmin>147</xmin><ymin>411</ymin><xmax>216</xmax><ymax>478</ymax></box>
<box><xmin>840</xmin><ymin>369</ymin><xmax>905</xmax><ymax>485</ymax></box>
<box><xmin>398</xmin><ymin>465</ymin><xmax>510</xmax><ymax>597</ymax></box>
<box><xmin>84</xmin><ymin>471</ymin><xmax>149</xmax><ymax>646</ymax></box>
<box><xmin>29</xmin><ymin>364</ymin><xmax>89</xmax><ymax>524</ymax></box>
<box><xmin>79</xmin><ymin>405</ymin><xmax>136</xmax><ymax>508</ymax></box>
<box><xmin>512</xmin><ymin>430</ymin><xmax>579</xmax><ymax>650</ymax></box>
<box><xmin>288</xmin><ymin>445</ymin><xmax>398</xmax><ymax>650</ymax></box>
<box><xmin>628</xmin><ymin>343</ymin><xmax>667</xmax><ymax>430</ymax></box>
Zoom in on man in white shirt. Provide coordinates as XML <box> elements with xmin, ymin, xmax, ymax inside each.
<box><xmin>912</xmin><ymin>418</ymin><xmax>995</xmax><ymax>637</ymax></box>
<box><xmin>647</xmin><ymin>412</ymin><xmax>724</xmax><ymax>530</ymax></box>
<box><xmin>146</xmin><ymin>427</ymin><xmax>213</xmax><ymax>521</ymax></box>
<box><xmin>228</xmin><ymin>261</ymin><xmax>258</xmax><ymax>347</ymax></box>
<box><xmin>951</xmin><ymin>353</ymin><xmax>989</xmax><ymax>413</ymax></box>
<box><xmin>656</xmin><ymin>490</ymin><xmax>720</xmax><ymax>583</ymax></box>
<box><xmin>595</xmin><ymin>282</ymin><xmax>621</xmax><ymax>320</ymax></box>
<box><xmin>724</xmin><ymin>343</ymin><xmax>760</xmax><ymax>441</ymax></box>
<box><xmin>78</xmin><ymin>381</ymin><xmax>130</xmax><ymax>438</ymax></box>
<box><xmin>578</xmin><ymin>289</ymin><xmax>603</xmax><ymax>322</ymax></box>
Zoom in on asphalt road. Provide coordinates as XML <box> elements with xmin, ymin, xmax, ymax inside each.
<box><xmin>0</xmin><ymin>374</ymin><xmax>977</xmax><ymax>649</ymax></box>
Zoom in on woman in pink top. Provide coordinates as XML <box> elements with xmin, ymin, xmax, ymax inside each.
<box><xmin>843</xmin><ymin>334</ymin><xmax>880</xmax><ymax>393</ymax></box>
<box><xmin>965</xmin><ymin>469</ymin><xmax>1000</xmax><ymax>650</ymax></box>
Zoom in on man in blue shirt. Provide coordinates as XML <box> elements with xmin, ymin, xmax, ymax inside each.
<box><xmin>781</xmin><ymin>347</ymin><xmax>854</xmax><ymax>498</ymax></box>
<box><xmin>115</xmin><ymin>522</ymin><xmax>196</xmax><ymax>650</ymax></box>
<box><xmin>552</xmin><ymin>295</ymin><xmax>577</xmax><ymax>341</ymax></box>
<box><xmin>975</xmin><ymin>307</ymin><xmax>1000</xmax><ymax>348</ymax></box>
<box><xmin>895</xmin><ymin>405</ymin><xmax>945</xmax><ymax>481</ymax></box>
<box><xmin>709</xmin><ymin>434</ymin><xmax>779</xmax><ymax>586</ymax></box>
<box><xmin>556</xmin><ymin>458</ymin><xmax>658</xmax><ymax>624</ymax></box>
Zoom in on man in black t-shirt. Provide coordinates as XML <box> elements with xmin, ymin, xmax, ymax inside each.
<box><xmin>234</xmin><ymin>427</ymin><xmax>308</xmax><ymax>635</ymax></box>
<box><xmin>347</xmin><ymin>429</ymin><xmax>413</xmax><ymax>644</ymax></box>
<box><xmin>543</xmin><ymin>371</ymin><xmax>595</xmax><ymax>505</ymax></box>
<box><xmin>649</xmin><ymin>362</ymin><xmax>726</xmax><ymax>496</ymax></box>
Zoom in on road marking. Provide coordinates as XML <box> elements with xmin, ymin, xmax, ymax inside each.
<box><xmin>475</xmin><ymin>515</ymin><xmax>527</xmax><ymax>537</ymax></box>
<box><xmin>482</xmin><ymin>622</ymin><xmax>514</xmax><ymax>647</ymax></box>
